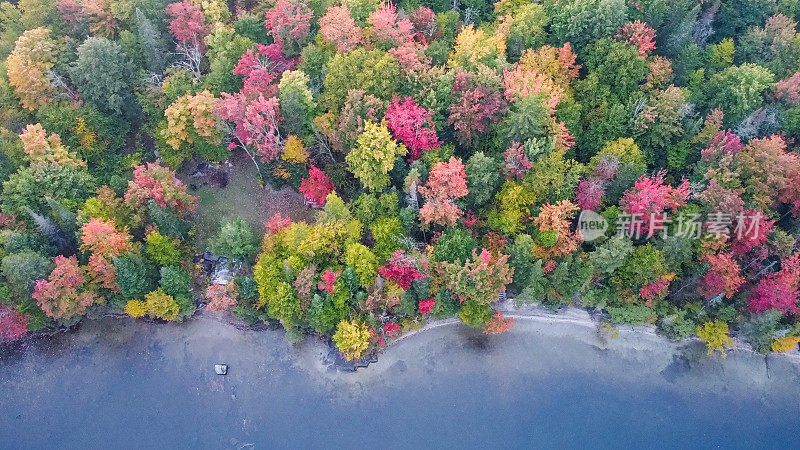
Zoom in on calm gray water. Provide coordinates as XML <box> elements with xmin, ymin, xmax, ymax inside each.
<box><xmin>1</xmin><ymin>314</ymin><xmax>799</xmax><ymax>449</ymax></box>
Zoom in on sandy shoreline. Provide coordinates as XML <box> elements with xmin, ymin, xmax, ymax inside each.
<box><xmin>389</xmin><ymin>299</ymin><xmax>800</xmax><ymax>362</ymax></box>
<box><xmin>3</xmin><ymin>304</ymin><xmax>800</xmax><ymax>448</ymax></box>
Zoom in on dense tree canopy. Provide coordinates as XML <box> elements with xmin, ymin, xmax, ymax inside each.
<box><xmin>0</xmin><ymin>0</ymin><xmax>798</xmax><ymax>364</ymax></box>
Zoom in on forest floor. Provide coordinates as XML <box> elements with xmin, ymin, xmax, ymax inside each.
<box><xmin>187</xmin><ymin>151</ymin><xmax>315</xmax><ymax>251</ymax></box>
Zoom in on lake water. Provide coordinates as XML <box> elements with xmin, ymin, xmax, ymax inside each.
<box><xmin>1</xmin><ymin>314</ymin><xmax>799</xmax><ymax>449</ymax></box>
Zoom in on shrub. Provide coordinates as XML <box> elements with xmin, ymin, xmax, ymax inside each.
<box><xmin>696</xmin><ymin>320</ymin><xmax>732</xmax><ymax>356</ymax></box>
<box><xmin>740</xmin><ymin>310</ymin><xmax>783</xmax><ymax>353</ymax></box>
<box><xmin>145</xmin><ymin>288</ymin><xmax>180</xmax><ymax>321</ymax></box>
<box><xmin>124</xmin><ymin>300</ymin><xmax>147</xmax><ymax>318</ymax></box>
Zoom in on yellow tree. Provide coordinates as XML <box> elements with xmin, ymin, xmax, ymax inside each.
<box><xmin>696</xmin><ymin>321</ymin><xmax>732</xmax><ymax>356</ymax></box>
<box><xmin>19</xmin><ymin>124</ymin><xmax>84</xmax><ymax>167</ymax></box>
<box><xmin>5</xmin><ymin>27</ymin><xmax>58</xmax><ymax>110</ymax></box>
<box><xmin>346</xmin><ymin>121</ymin><xmax>407</xmax><ymax>192</ymax></box>
<box><xmin>161</xmin><ymin>90</ymin><xmax>223</xmax><ymax>164</ymax></box>
<box><xmin>332</xmin><ymin>319</ymin><xmax>372</xmax><ymax>360</ymax></box>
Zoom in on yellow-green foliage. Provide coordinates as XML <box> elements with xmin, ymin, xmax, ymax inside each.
<box><xmin>267</xmin><ymin>281</ymin><xmax>301</xmax><ymax>327</ymax></box>
<box><xmin>587</xmin><ymin>138</ymin><xmax>645</xmax><ymax>174</ymax></box>
<box><xmin>317</xmin><ymin>192</ymin><xmax>352</xmax><ymax>223</ymax></box>
<box><xmin>145</xmin><ymin>288</ymin><xmax>180</xmax><ymax>321</ymax></box>
<box><xmin>253</xmin><ymin>252</ymin><xmax>283</xmax><ymax>309</ymax></box>
<box><xmin>370</xmin><ymin>216</ymin><xmax>404</xmax><ymax>261</ymax></box>
<box><xmin>522</xmin><ymin>149</ymin><xmax>583</xmax><ymax>206</ymax></box>
<box><xmin>346</xmin><ymin>121</ymin><xmax>407</xmax><ymax>192</ymax></box>
<box><xmin>487</xmin><ymin>181</ymin><xmax>536</xmax><ymax>235</ymax></box>
<box><xmin>145</xmin><ymin>230</ymin><xmax>180</xmax><ymax>265</ymax></box>
<box><xmin>696</xmin><ymin>320</ymin><xmax>732</xmax><ymax>356</ymax></box>
<box><xmin>296</xmin><ymin>219</ymin><xmax>361</xmax><ymax>261</ymax></box>
<box><xmin>708</xmin><ymin>38</ymin><xmax>735</xmax><ymax>68</ymax></box>
<box><xmin>448</xmin><ymin>24</ymin><xmax>506</xmax><ymax>70</ymax></box>
<box><xmin>343</xmin><ymin>242</ymin><xmax>378</xmax><ymax>287</ymax></box>
<box><xmin>332</xmin><ymin>319</ymin><xmax>371</xmax><ymax>360</ymax></box>
<box><xmin>321</xmin><ymin>48</ymin><xmax>401</xmax><ymax>111</ymax></box>
<box><xmin>254</xmin><ymin>212</ymin><xmax>366</xmax><ymax>319</ymax></box>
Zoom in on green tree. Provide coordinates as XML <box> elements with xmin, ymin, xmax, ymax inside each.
<box><xmin>458</xmin><ymin>300</ymin><xmax>493</xmax><ymax>327</ymax></box>
<box><xmin>1</xmin><ymin>161</ymin><xmax>96</xmax><ymax>219</ymax></box>
<box><xmin>464</xmin><ymin>151</ymin><xmax>501</xmax><ymax>210</ymax></box>
<box><xmin>70</xmin><ymin>37</ymin><xmax>136</xmax><ymax>117</ymax></box>
<box><xmin>1</xmin><ymin>251</ymin><xmax>52</xmax><ymax>301</ymax></box>
<box><xmin>209</xmin><ymin>218</ymin><xmax>259</xmax><ymax>262</ymax></box>
<box><xmin>740</xmin><ymin>310</ymin><xmax>783</xmax><ymax>353</ymax></box>
<box><xmin>278</xmin><ymin>69</ymin><xmax>316</xmax><ymax>138</ymax></box>
<box><xmin>203</xmin><ymin>25</ymin><xmax>252</xmax><ymax>94</ymax></box>
<box><xmin>584</xmin><ymin>38</ymin><xmax>649</xmax><ymax>101</ymax></box>
<box><xmin>370</xmin><ymin>216</ymin><xmax>405</xmax><ymax>261</ymax></box>
<box><xmin>705</xmin><ymin>63</ymin><xmax>774</xmax><ymax>123</ymax></box>
<box><xmin>548</xmin><ymin>0</ymin><xmax>628</xmax><ymax>52</ymax></box>
<box><xmin>159</xmin><ymin>265</ymin><xmax>191</xmax><ymax>297</ymax></box>
<box><xmin>343</xmin><ymin>242</ymin><xmax>378</xmax><ymax>287</ymax></box>
<box><xmin>320</xmin><ymin>48</ymin><xmax>401</xmax><ymax>112</ymax></box>
<box><xmin>114</xmin><ymin>253</ymin><xmax>156</xmax><ymax>301</ymax></box>
<box><xmin>432</xmin><ymin>227</ymin><xmax>479</xmax><ymax>263</ymax></box>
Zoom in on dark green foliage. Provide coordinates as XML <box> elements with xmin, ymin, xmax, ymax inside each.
<box><xmin>464</xmin><ymin>152</ymin><xmax>501</xmax><ymax>210</ymax></box>
<box><xmin>740</xmin><ymin>310</ymin><xmax>784</xmax><ymax>353</ymax></box>
<box><xmin>548</xmin><ymin>0</ymin><xmax>628</xmax><ymax>52</ymax></box>
<box><xmin>233</xmin><ymin>13</ymin><xmax>270</xmax><ymax>44</ymax></box>
<box><xmin>432</xmin><ymin>228</ymin><xmax>479</xmax><ymax>263</ymax></box>
<box><xmin>236</xmin><ymin>275</ymin><xmax>259</xmax><ymax>305</ymax></box>
<box><xmin>114</xmin><ymin>254</ymin><xmax>156</xmax><ymax>301</ymax></box>
<box><xmin>607</xmin><ymin>303</ymin><xmax>655</xmax><ymax>325</ymax></box>
<box><xmin>0</xmin><ymin>229</ymin><xmax>54</xmax><ymax>256</ymax></box>
<box><xmin>307</xmin><ymin>293</ymin><xmax>347</xmax><ymax>334</ymax></box>
<box><xmin>147</xmin><ymin>201</ymin><xmax>190</xmax><ymax>239</ymax></box>
<box><xmin>1</xmin><ymin>162</ymin><xmax>96</xmax><ymax>220</ymax></box>
<box><xmin>27</xmin><ymin>208</ymin><xmax>72</xmax><ymax>255</ymax></box>
<box><xmin>298</xmin><ymin>43</ymin><xmax>335</xmax><ymax>95</ymax></box>
<box><xmin>546</xmin><ymin>255</ymin><xmax>594</xmax><ymax>306</ymax></box>
<box><xmin>658</xmin><ymin>307</ymin><xmax>700</xmax><ymax>341</ymax></box>
<box><xmin>174</xmin><ymin>293</ymin><xmax>195</xmax><ymax>319</ymax></box>
<box><xmin>70</xmin><ymin>37</ymin><xmax>137</xmax><ymax>118</ymax></box>
<box><xmin>0</xmin><ymin>251</ymin><xmax>52</xmax><ymax>301</ymax></box>
<box><xmin>497</xmin><ymin>95</ymin><xmax>552</xmax><ymax>148</ymax></box>
<box><xmin>584</xmin><ymin>39</ymin><xmax>649</xmax><ymax>101</ymax></box>
<box><xmin>135</xmin><ymin>8</ymin><xmax>169</xmax><ymax>75</ymax></box>
<box><xmin>508</xmin><ymin>234</ymin><xmax>535</xmax><ymax>290</ymax></box>
<box><xmin>159</xmin><ymin>265</ymin><xmax>191</xmax><ymax>297</ymax></box>
<box><xmin>714</xmin><ymin>0</ymin><xmax>776</xmax><ymax>41</ymax></box>
<box><xmin>431</xmin><ymin>290</ymin><xmax>459</xmax><ymax>319</ymax></box>
<box><xmin>36</xmin><ymin>101</ymin><xmax>127</xmax><ymax>154</ymax></box>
